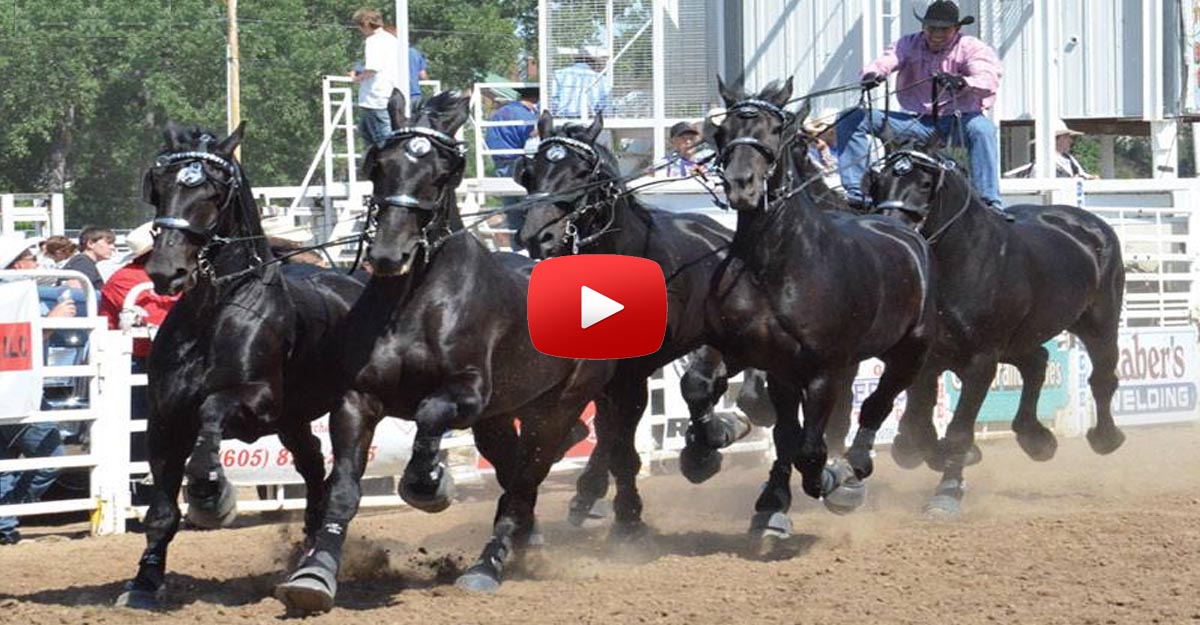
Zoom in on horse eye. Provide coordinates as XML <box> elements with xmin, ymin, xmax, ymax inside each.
<box><xmin>406</xmin><ymin>137</ymin><xmax>432</xmax><ymax>157</ymax></box>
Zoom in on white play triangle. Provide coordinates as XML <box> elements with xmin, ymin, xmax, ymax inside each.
<box><xmin>580</xmin><ymin>285</ymin><xmax>624</xmax><ymax>329</ymax></box>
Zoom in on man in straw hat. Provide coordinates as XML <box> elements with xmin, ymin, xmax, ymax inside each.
<box><xmin>836</xmin><ymin>0</ymin><xmax>1007</xmax><ymax>216</ymax></box>
<box><xmin>1003</xmin><ymin>119</ymin><xmax>1098</xmax><ymax>179</ymax></box>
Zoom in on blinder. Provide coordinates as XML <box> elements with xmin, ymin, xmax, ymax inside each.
<box><xmin>368</xmin><ymin>126</ymin><xmax>469</xmax><ymax>213</ymax></box>
<box><xmin>142</xmin><ymin>151</ymin><xmax>243</xmax><ymax>243</ymax></box>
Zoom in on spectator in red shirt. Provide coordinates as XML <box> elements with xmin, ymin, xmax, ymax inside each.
<box><xmin>100</xmin><ymin>222</ymin><xmax>180</xmax><ymax>360</ymax></box>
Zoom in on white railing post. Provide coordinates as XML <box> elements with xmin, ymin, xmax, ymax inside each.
<box><xmin>88</xmin><ymin>326</ymin><xmax>133</xmax><ymax>535</ymax></box>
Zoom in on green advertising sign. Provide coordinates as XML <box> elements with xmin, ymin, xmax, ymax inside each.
<box><xmin>943</xmin><ymin>339</ymin><xmax>1071</xmax><ymax>424</ymax></box>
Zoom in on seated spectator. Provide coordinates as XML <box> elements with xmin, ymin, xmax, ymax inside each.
<box><xmin>662</xmin><ymin>121</ymin><xmax>705</xmax><ymax>177</ymax></box>
<box><xmin>1004</xmin><ymin>119</ymin><xmax>1098</xmax><ymax>179</ymax></box>
<box><xmin>0</xmin><ymin>235</ymin><xmax>71</xmax><ymax>546</ymax></box>
<box><xmin>63</xmin><ymin>226</ymin><xmax>116</xmax><ymax>291</ymax></box>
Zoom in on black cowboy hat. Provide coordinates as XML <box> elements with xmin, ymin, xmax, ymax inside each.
<box><xmin>514</xmin><ymin>85</ymin><xmax>540</xmax><ymax>100</ymax></box>
<box><xmin>915</xmin><ymin>1</ymin><xmax>975</xmax><ymax>28</ymax></box>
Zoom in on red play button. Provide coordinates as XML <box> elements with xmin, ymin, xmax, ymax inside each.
<box><xmin>527</xmin><ymin>255</ymin><xmax>667</xmax><ymax>359</ymax></box>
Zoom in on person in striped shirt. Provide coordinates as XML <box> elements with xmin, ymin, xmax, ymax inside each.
<box><xmin>551</xmin><ymin>46</ymin><xmax>611</xmax><ymax>118</ymax></box>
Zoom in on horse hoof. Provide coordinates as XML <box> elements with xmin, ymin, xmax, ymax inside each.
<box><xmin>964</xmin><ymin>442</ymin><xmax>983</xmax><ymax>466</ymax></box>
<box><xmin>608</xmin><ymin>520</ymin><xmax>650</xmax><ymax>543</ymax></box>
<box><xmin>566</xmin><ymin>496</ymin><xmax>610</xmax><ymax>528</ymax></box>
<box><xmin>1015</xmin><ymin>427</ymin><xmax>1058</xmax><ymax>462</ymax></box>
<box><xmin>823</xmin><ymin>477</ymin><xmax>867</xmax><ymax>515</ymax></box>
<box><xmin>455</xmin><ymin>570</ymin><xmax>501</xmax><ymax>594</ymax></box>
<box><xmin>115</xmin><ymin>587</ymin><xmax>164</xmax><ymax>611</ymax></box>
<box><xmin>1087</xmin><ymin>426</ymin><xmax>1126</xmax><ymax>455</ymax></box>
<box><xmin>748</xmin><ymin>510</ymin><xmax>792</xmax><ymax>538</ymax></box>
<box><xmin>846</xmin><ymin>448</ymin><xmax>874</xmax><ymax>480</ymax></box>
<box><xmin>890</xmin><ymin>436</ymin><xmax>929</xmax><ymax>470</ymax></box>
<box><xmin>274</xmin><ymin>565</ymin><xmax>338</xmax><ymax>615</ymax></box>
<box><xmin>922</xmin><ymin>494</ymin><xmax>962</xmax><ymax>521</ymax></box>
<box><xmin>398</xmin><ymin>464</ymin><xmax>455</xmax><ymax>513</ymax></box>
<box><xmin>185</xmin><ymin>479</ymin><xmax>238</xmax><ymax>529</ymax></box>
<box><xmin>679</xmin><ymin>444</ymin><xmax>723</xmax><ymax>484</ymax></box>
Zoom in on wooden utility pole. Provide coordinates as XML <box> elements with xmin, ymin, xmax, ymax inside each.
<box><xmin>227</xmin><ymin>0</ymin><xmax>242</xmax><ymax>159</ymax></box>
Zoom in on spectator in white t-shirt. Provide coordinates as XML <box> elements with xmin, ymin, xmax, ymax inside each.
<box><xmin>351</xmin><ymin>8</ymin><xmax>402</xmax><ymax>149</ymax></box>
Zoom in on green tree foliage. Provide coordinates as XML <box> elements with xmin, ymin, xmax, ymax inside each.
<box><xmin>0</xmin><ymin>0</ymin><xmax>534</xmax><ymax>228</ymax></box>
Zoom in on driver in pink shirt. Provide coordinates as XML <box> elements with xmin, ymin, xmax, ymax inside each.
<box><xmin>835</xmin><ymin>1</ymin><xmax>1007</xmax><ymax>217</ymax></box>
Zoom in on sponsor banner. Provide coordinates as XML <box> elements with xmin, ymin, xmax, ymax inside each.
<box><xmin>943</xmin><ymin>339</ymin><xmax>1071</xmax><ymax>424</ymax></box>
<box><xmin>1106</xmin><ymin>327</ymin><xmax>1199</xmax><ymax>426</ymax></box>
<box><xmin>0</xmin><ymin>281</ymin><xmax>42</xmax><ymax>419</ymax></box>
<box><xmin>222</xmin><ymin>416</ymin><xmax>417</xmax><ymax>485</ymax></box>
<box><xmin>849</xmin><ymin>358</ymin><xmax>950</xmax><ymax>446</ymax></box>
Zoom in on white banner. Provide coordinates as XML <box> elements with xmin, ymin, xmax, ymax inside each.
<box><xmin>1108</xmin><ymin>327</ymin><xmax>1200</xmax><ymax>426</ymax></box>
<box><xmin>0</xmin><ymin>280</ymin><xmax>42</xmax><ymax>419</ymax></box>
<box><xmin>222</xmin><ymin>416</ymin><xmax>419</xmax><ymax>485</ymax></box>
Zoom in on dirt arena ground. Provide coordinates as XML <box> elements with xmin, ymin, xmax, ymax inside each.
<box><xmin>2</xmin><ymin>423</ymin><xmax>1198</xmax><ymax>625</ymax></box>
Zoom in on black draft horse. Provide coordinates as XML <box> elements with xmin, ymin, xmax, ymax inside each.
<box><xmin>118</xmin><ymin>123</ymin><xmax>364</xmax><ymax>609</ymax></box>
<box><xmin>515</xmin><ymin>112</ymin><xmax>774</xmax><ymax>536</ymax></box>
<box><xmin>707</xmin><ymin>78</ymin><xmax>937</xmax><ymax>536</ymax></box>
<box><xmin>867</xmin><ymin>147</ymin><xmax>1126</xmax><ymax>516</ymax></box>
<box><xmin>274</xmin><ymin>92</ymin><xmax>615</xmax><ymax>613</ymax></box>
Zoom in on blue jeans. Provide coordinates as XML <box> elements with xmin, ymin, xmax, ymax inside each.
<box><xmin>836</xmin><ymin>109</ymin><xmax>1002</xmax><ymax>207</ymax></box>
<box><xmin>358</xmin><ymin>107</ymin><xmax>393</xmax><ymax>149</ymax></box>
<box><xmin>0</xmin><ymin>423</ymin><xmax>65</xmax><ymax>534</ymax></box>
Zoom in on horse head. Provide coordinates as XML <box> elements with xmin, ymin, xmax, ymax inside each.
<box><xmin>514</xmin><ymin>111</ymin><xmax>614</xmax><ymax>259</ymax></box>
<box><xmin>711</xmin><ymin>76</ymin><xmax>795</xmax><ymax>211</ymax></box>
<box><xmin>868</xmin><ymin>148</ymin><xmax>963</xmax><ymax>233</ymax></box>
<box><xmin>143</xmin><ymin>122</ymin><xmax>247</xmax><ymax>295</ymax></box>
<box><xmin>364</xmin><ymin>90</ymin><xmax>471</xmax><ymax>276</ymax></box>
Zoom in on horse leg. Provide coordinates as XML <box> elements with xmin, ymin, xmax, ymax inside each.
<box><xmin>275</xmin><ymin>390</ymin><xmax>382</xmax><ymax>614</ymax></box>
<box><xmin>679</xmin><ymin>346</ymin><xmax>751</xmax><ymax>483</ymax></box>
<box><xmin>456</xmin><ymin>404</ymin><xmax>580</xmax><ymax>593</ymax></box>
<box><xmin>1073</xmin><ymin>323</ymin><xmax>1125</xmax><ymax>455</ymax></box>
<box><xmin>826</xmin><ymin>341</ymin><xmax>927</xmax><ymax>514</ymax></box>
<box><xmin>116</xmin><ymin>419</ymin><xmax>195</xmax><ymax>609</ymax></box>
<box><xmin>603</xmin><ymin>376</ymin><xmax>650</xmax><ymax>540</ymax></box>
<box><xmin>924</xmin><ymin>355</ymin><xmax>997</xmax><ymax>519</ymax></box>
<box><xmin>891</xmin><ymin>363</ymin><xmax>941</xmax><ymax>469</ymax></box>
<box><xmin>184</xmin><ymin>385</ymin><xmax>272</xmax><ymax>528</ymax></box>
<box><xmin>749</xmin><ymin>374</ymin><xmax>802</xmax><ymax>539</ymax></box>
<box><xmin>823</xmin><ymin>379</ymin><xmax>853</xmax><ymax>458</ymax></box>
<box><xmin>736</xmin><ymin>368</ymin><xmax>777</xmax><ymax>427</ymax></box>
<box><xmin>794</xmin><ymin>365</ymin><xmax>857</xmax><ymax>501</ymax></box>
<box><xmin>1008</xmin><ymin>346</ymin><xmax>1058</xmax><ymax>461</ymax></box>
<box><xmin>277</xmin><ymin>424</ymin><xmax>328</xmax><ymax>548</ymax></box>
<box><xmin>567</xmin><ymin>404</ymin><xmax>611</xmax><ymax>527</ymax></box>
<box><xmin>399</xmin><ymin>367</ymin><xmax>490</xmax><ymax>512</ymax></box>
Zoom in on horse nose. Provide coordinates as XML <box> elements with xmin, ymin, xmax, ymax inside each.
<box><xmin>151</xmin><ymin>267</ymin><xmax>188</xmax><ymax>296</ymax></box>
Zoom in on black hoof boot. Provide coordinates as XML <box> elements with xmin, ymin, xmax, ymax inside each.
<box><xmin>1015</xmin><ymin>424</ymin><xmax>1058</xmax><ymax>462</ymax></box>
<box><xmin>185</xmin><ymin>476</ymin><xmax>238</xmax><ymax>529</ymax></box>
<box><xmin>116</xmin><ymin>576</ymin><xmax>166</xmax><ymax>611</ymax></box>
<box><xmin>890</xmin><ymin>432</ymin><xmax>932</xmax><ymax>469</ymax></box>
<box><xmin>399</xmin><ymin>461</ymin><xmax>455</xmax><ymax>513</ymax></box>
<box><xmin>566</xmin><ymin>496</ymin><xmax>611</xmax><ymax>528</ymax></box>
<box><xmin>1087</xmin><ymin>425</ymin><xmax>1126</xmax><ymax>455</ymax></box>
<box><xmin>679</xmin><ymin>442</ymin><xmax>723</xmax><ymax>484</ymax></box>
<box><xmin>274</xmin><ymin>550</ymin><xmax>339</xmax><ymax>615</ymax></box>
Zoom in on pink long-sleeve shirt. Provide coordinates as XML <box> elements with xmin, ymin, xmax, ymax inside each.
<box><xmin>862</xmin><ymin>32</ymin><xmax>1003</xmax><ymax>115</ymax></box>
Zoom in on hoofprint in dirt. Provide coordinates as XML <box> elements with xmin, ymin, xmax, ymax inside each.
<box><xmin>1</xmin><ymin>424</ymin><xmax>1198</xmax><ymax>625</ymax></box>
